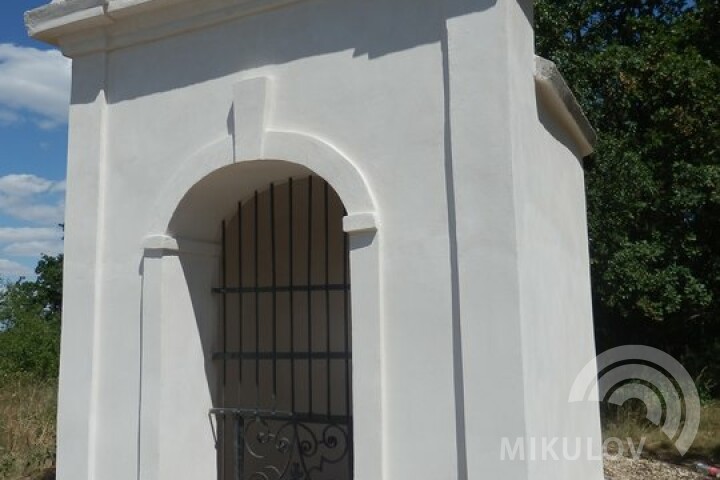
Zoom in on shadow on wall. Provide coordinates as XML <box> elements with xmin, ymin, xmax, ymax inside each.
<box><xmin>168</xmin><ymin>161</ymin><xmax>317</xmax><ymax>412</ymax></box>
<box><xmin>70</xmin><ymin>0</ymin><xmax>533</xmax><ymax>104</ymax></box>
<box><xmin>178</xmin><ymin>251</ymin><xmax>223</xmax><ymax>409</ymax></box>
<box><xmin>534</xmin><ymin>84</ymin><xmax>586</xmax><ymax>164</ymax></box>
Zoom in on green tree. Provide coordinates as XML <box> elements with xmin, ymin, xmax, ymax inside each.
<box><xmin>535</xmin><ymin>0</ymin><xmax>720</xmax><ymax>393</ymax></box>
<box><xmin>0</xmin><ymin>254</ymin><xmax>63</xmax><ymax>382</ymax></box>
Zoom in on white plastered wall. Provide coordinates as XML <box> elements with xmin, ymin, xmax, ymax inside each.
<box><xmin>33</xmin><ymin>0</ymin><xmax>604</xmax><ymax>479</ymax></box>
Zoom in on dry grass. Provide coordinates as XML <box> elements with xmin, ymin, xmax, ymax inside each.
<box><xmin>603</xmin><ymin>401</ymin><xmax>720</xmax><ymax>465</ymax></box>
<box><xmin>0</xmin><ymin>377</ymin><xmax>718</xmax><ymax>479</ymax></box>
<box><xmin>0</xmin><ymin>377</ymin><xmax>57</xmax><ymax>480</ymax></box>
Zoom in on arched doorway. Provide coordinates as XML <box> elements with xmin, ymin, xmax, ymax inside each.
<box><xmin>211</xmin><ymin>176</ymin><xmax>353</xmax><ymax>480</ymax></box>
<box><xmin>143</xmin><ymin>146</ymin><xmax>380</xmax><ymax>480</ymax></box>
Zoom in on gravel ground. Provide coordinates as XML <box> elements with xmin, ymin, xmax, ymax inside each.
<box><xmin>605</xmin><ymin>454</ymin><xmax>705</xmax><ymax>479</ymax></box>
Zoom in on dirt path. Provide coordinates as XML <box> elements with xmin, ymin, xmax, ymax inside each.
<box><xmin>605</xmin><ymin>454</ymin><xmax>704</xmax><ymax>479</ymax></box>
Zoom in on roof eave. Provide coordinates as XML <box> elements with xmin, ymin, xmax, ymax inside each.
<box><xmin>534</xmin><ymin>56</ymin><xmax>597</xmax><ymax>158</ymax></box>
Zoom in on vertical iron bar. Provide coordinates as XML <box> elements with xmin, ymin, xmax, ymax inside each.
<box><xmin>344</xmin><ymin>227</ymin><xmax>353</xmax><ymax>478</ymax></box>
<box><xmin>289</xmin><ymin>178</ymin><xmax>296</xmax><ymax>413</ymax></box>
<box><xmin>307</xmin><ymin>177</ymin><xmax>313</xmax><ymax>417</ymax></box>
<box><xmin>216</xmin><ymin>414</ymin><xmax>224</xmax><ymax>480</ymax></box>
<box><xmin>237</xmin><ymin>203</ymin><xmax>243</xmax><ymax>385</ymax></box>
<box><xmin>270</xmin><ymin>183</ymin><xmax>278</xmax><ymax>407</ymax></box>
<box><xmin>234</xmin><ymin>414</ymin><xmax>245</xmax><ymax>480</ymax></box>
<box><xmin>221</xmin><ymin>221</ymin><xmax>228</xmax><ymax>480</ymax></box>
<box><xmin>254</xmin><ymin>191</ymin><xmax>260</xmax><ymax>409</ymax></box>
<box><xmin>325</xmin><ymin>181</ymin><xmax>331</xmax><ymax>417</ymax></box>
<box><xmin>343</xmin><ymin>230</ymin><xmax>350</xmax><ymax>417</ymax></box>
<box><xmin>222</xmin><ymin>221</ymin><xmax>228</xmax><ymax>393</ymax></box>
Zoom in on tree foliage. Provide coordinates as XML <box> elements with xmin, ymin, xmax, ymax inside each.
<box><xmin>0</xmin><ymin>255</ymin><xmax>62</xmax><ymax>382</ymax></box>
<box><xmin>535</xmin><ymin>0</ymin><xmax>720</xmax><ymax>393</ymax></box>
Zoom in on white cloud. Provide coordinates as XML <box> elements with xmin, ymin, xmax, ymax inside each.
<box><xmin>0</xmin><ymin>228</ymin><xmax>63</xmax><ymax>277</ymax></box>
<box><xmin>0</xmin><ymin>174</ymin><xmax>65</xmax><ymax>224</ymax></box>
<box><xmin>0</xmin><ymin>108</ymin><xmax>23</xmax><ymax>126</ymax></box>
<box><xmin>4</xmin><ymin>240</ymin><xmax>63</xmax><ymax>257</ymax></box>
<box><xmin>0</xmin><ymin>227</ymin><xmax>61</xmax><ymax>243</ymax></box>
<box><xmin>0</xmin><ymin>44</ymin><xmax>71</xmax><ymax>128</ymax></box>
<box><xmin>0</xmin><ymin>174</ymin><xmax>56</xmax><ymax>196</ymax></box>
<box><xmin>0</xmin><ymin>258</ymin><xmax>33</xmax><ymax>278</ymax></box>
<box><xmin>50</xmin><ymin>180</ymin><xmax>66</xmax><ymax>193</ymax></box>
<box><xmin>0</xmin><ymin>201</ymin><xmax>65</xmax><ymax>224</ymax></box>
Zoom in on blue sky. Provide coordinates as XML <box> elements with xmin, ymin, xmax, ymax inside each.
<box><xmin>0</xmin><ymin>1</ymin><xmax>70</xmax><ymax>278</ymax></box>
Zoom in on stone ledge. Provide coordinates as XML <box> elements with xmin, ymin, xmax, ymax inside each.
<box><xmin>343</xmin><ymin>213</ymin><xmax>378</xmax><ymax>234</ymax></box>
<box><xmin>142</xmin><ymin>234</ymin><xmax>221</xmax><ymax>257</ymax></box>
<box><xmin>534</xmin><ymin>56</ymin><xmax>597</xmax><ymax>157</ymax></box>
<box><xmin>25</xmin><ymin>1</ymin><xmax>110</xmax><ymax>41</ymax></box>
<box><xmin>26</xmin><ymin>0</ymin><xmax>305</xmax><ymax>54</ymax></box>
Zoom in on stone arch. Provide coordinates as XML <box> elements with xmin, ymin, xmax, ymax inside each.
<box><xmin>139</xmin><ymin>130</ymin><xmax>383</xmax><ymax>480</ymax></box>
<box><xmin>147</xmin><ymin>130</ymin><xmax>377</xmax><ymax>243</ymax></box>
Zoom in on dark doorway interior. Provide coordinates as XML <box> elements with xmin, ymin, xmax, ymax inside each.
<box><xmin>211</xmin><ymin>176</ymin><xmax>353</xmax><ymax>480</ymax></box>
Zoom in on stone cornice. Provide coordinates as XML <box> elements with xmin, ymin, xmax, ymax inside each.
<box><xmin>534</xmin><ymin>56</ymin><xmax>597</xmax><ymax>157</ymax></box>
<box><xmin>26</xmin><ymin>0</ymin><xmax>307</xmax><ymax>56</ymax></box>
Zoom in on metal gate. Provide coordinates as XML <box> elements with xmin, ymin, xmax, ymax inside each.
<box><xmin>211</xmin><ymin>176</ymin><xmax>353</xmax><ymax>480</ymax></box>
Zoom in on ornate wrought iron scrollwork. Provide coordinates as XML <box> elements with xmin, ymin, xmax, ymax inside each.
<box><xmin>211</xmin><ymin>410</ymin><xmax>352</xmax><ymax>480</ymax></box>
